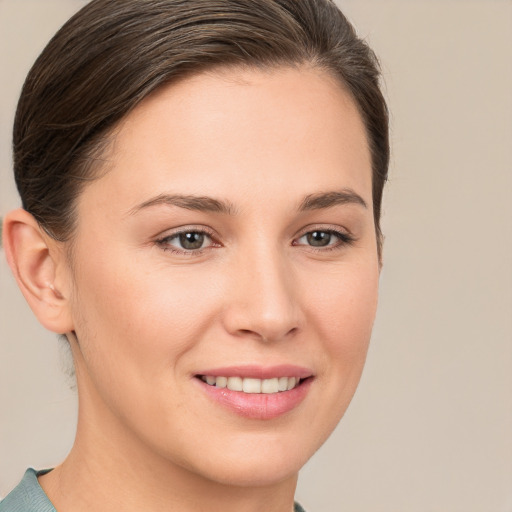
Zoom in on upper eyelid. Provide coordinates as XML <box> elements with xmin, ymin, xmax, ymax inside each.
<box><xmin>155</xmin><ymin>225</ymin><xmax>217</xmax><ymax>240</ymax></box>
<box><xmin>294</xmin><ymin>224</ymin><xmax>353</xmax><ymax>238</ymax></box>
<box><xmin>294</xmin><ymin>230</ymin><xmax>354</xmax><ymax>245</ymax></box>
<box><xmin>296</xmin><ymin>229</ymin><xmax>347</xmax><ymax>239</ymax></box>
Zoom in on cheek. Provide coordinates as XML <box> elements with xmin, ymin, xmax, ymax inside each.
<box><xmin>68</xmin><ymin>250</ymin><xmax>220</xmax><ymax>447</ymax></box>
<box><xmin>70</xmin><ymin>248</ymin><xmax>221</xmax><ymax>374</ymax></box>
<box><xmin>307</xmin><ymin>260</ymin><xmax>379</xmax><ymax>403</ymax></box>
<box><xmin>311</xmin><ymin>261</ymin><xmax>379</xmax><ymax>349</ymax></box>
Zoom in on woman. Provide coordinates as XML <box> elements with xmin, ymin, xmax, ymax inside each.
<box><xmin>1</xmin><ymin>0</ymin><xmax>389</xmax><ymax>511</ymax></box>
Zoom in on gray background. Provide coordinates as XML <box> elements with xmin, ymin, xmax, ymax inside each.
<box><xmin>1</xmin><ymin>1</ymin><xmax>511</xmax><ymax>510</ymax></box>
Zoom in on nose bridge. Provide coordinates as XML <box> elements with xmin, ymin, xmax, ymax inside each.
<box><xmin>223</xmin><ymin>239</ymin><xmax>300</xmax><ymax>342</ymax></box>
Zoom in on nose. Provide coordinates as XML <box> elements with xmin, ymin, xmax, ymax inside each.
<box><xmin>221</xmin><ymin>245</ymin><xmax>302</xmax><ymax>343</ymax></box>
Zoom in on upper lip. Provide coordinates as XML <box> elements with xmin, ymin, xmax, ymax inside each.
<box><xmin>195</xmin><ymin>365</ymin><xmax>314</xmax><ymax>380</ymax></box>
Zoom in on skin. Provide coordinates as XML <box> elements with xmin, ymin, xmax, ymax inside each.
<box><xmin>4</xmin><ymin>66</ymin><xmax>380</xmax><ymax>512</ymax></box>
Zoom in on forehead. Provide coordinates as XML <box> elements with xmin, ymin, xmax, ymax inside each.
<box><xmin>80</xmin><ymin>66</ymin><xmax>372</xmax><ymax>215</ymax></box>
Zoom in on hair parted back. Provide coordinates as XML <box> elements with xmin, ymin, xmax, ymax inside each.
<box><xmin>14</xmin><ymin>0</ymin><xmax>389</xmax><ymax>251</ymax></box>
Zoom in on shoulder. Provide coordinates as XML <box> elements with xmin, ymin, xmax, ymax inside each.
<box><xmin>0</xmin><ymin>469</ymin><xmax>55</xmax><ymax>512</ymax></box>
<box><xmin>1</xmin><ymin>471</ymin><xmax>307</xmax><ymax>512</ymax></box>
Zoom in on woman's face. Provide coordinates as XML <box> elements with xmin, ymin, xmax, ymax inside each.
<box><xmin>64</xmin><ymin>66</ymin><xmax>379</xmax><ymax>486</ymax></box>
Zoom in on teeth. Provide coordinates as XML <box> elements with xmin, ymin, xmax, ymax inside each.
<box><xmin>227</xmin><ymin>376</ymin><xmax>243</xmax><ymax>391</ymax></box>
<box><xmin>287</xmin><ymin>377</ymin><xmax>297</xmax><ymax>390</ymax></box>
<box><xmin>201</xmin><ymin>375</ymin><xmax>301</xmax><ymax>394</ymax></box>
<box><xmin>261</xmin><ymin>377</ymin><xmax>279</xmax><ymax>394</ymax></box>
<box><xmin>216</xmin><ymin>376</ymin><xmax>227</xmax><ymax>388</ymax></box>
<box><xmin>243</xmin><ymin>378</ymin><xmax>261</xmax><ymax>393</ymax></box>
<box><xmin>278</xmin><ymin>376</ymin><xmax>288</xmax><ymax>392</ymax></box>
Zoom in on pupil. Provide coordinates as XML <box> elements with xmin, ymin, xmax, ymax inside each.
<box><xmin>179</xmin><ymin>232</ymin><xmax>204</xmax><ymax>250</ymax></box>
<box><xmin>307</xmin><ymin>231</ymin><xmax>331</xmax><ymax>247</ymax></box>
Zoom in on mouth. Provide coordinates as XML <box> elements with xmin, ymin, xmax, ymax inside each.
<box><xmin>194</xmin><ymin>366</ymin><xmax>314</xmax><ymax>420</ymax></box>
<box><xmin>196</xmin><ymin>375</ymin><xmax>305</xmax><ymax>394</ymax></box>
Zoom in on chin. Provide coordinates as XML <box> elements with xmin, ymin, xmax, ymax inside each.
<box><xmin>193</xmin><ymin>452</ymin><xmax>305</xmax><ymax>488</ymax></box>
<box><xmin>173</xmin><ymin>426</ymin><xmax>326</xmax><ymax>488</ymax></box>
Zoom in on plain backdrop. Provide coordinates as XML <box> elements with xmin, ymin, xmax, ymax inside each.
<box><xmin>1</xmin><ymin>1</ymin><xmax>511</xmax><ymax>511</ymax></box>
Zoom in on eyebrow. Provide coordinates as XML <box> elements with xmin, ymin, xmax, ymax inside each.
<box><xmin>128</xmin><ymin>188</ymin><xmax>367</xmax><ymax>216</ymax></box>
<box><xmin>298</xmin><ymin>189</ymin><xmax>368</xmax><ymax>211</ymax></box>
<box><xmin>128</xmin><ymin>194</ymin><xmax>237</xmax><ymax>216</ymax></box>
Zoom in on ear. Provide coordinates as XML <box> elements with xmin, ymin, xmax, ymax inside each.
<box><xmin>3</xmin><ymin>208</ymin><xmax>74</xmax><ymax>334</ymax></box>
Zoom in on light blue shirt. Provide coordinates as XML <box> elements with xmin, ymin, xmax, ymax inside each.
<box><xmin>0</xmin><ymin>469</ymin><xmax>55</xmax><ymax>512</ymax></box>
<box><xmin>0</xmin><ymin>468</ymin><xmax>307</xmax><ymax>511</ymax></box>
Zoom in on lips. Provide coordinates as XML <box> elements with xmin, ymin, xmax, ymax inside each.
<box><xmin>195</xmin><ymin>365</ymin><xmax>314</xmax><ymax>420</ymax></box>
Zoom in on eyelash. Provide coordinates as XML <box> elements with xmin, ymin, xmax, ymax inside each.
<box><xmin>155</xmin><ymin>226</ymin><xmax>356</xmax><ymax>255</ymax></box>
<box><xmin>293</xmin><ymin>228</ymin><xmax>356</xmax><ymax>252</ymax></box>
<box><xmin>155</xmin><ymin>226</ymin><xmax>218</xmax><ymax>256</ymax></box>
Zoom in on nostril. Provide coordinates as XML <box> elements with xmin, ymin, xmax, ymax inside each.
<box><xmin>235</xmin><ymin>325</ymin><xmax>299</xmax><ymax>343</ymax></box>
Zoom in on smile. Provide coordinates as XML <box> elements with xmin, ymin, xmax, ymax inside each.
<box><xmin>199</xmin><ymin>375</ymin><xmax>302</xmax><ymax>394</ymax></box>
<box><xmin>195</xmin><ymin>366</ymin><xmax>314</xmax><ymax>420</ymax></box>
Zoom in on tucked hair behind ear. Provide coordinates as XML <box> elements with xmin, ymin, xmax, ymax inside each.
<box><xmin>14</xmin><ymin>0</ymin><xmax>388</xmax><ymax>253</ymax></box>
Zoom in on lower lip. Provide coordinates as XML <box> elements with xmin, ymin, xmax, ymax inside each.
<box><xmin>197</xmin><ymin>378</ymin><xmax>313</xmax><ymax>420</ymax></box>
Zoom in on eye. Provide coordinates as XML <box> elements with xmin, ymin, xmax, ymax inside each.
<box><xmin>156</xmin><ymin>229</ymin><xmax>215</xmax><ymax>253</ymax></box>
<box><xmin>294</xmin><ymin>229</ymin><xmax>354</xmax><ymax>249</ymax></box>
<box><xmin>301</xmin><ymin>230</ymin><xmax>334</xmax><ymax>247</ymax></box>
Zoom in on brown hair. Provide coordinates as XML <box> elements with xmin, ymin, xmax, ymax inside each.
<box><xmin>13</xmin><ymin>0</ymin><xmax>389</xmax><ymax>252</ymax></box>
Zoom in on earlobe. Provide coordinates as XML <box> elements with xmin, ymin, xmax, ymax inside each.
<box><xmin>3</xmin><ymin>208</ymin><xmax>74</xmax><ymax>334</ymax></box>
